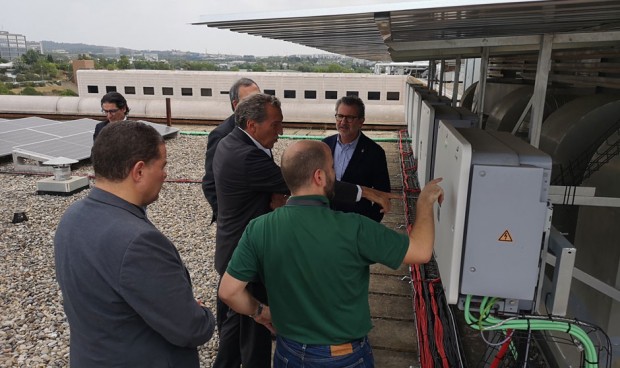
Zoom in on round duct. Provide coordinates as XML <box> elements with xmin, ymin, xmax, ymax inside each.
<box><xmin>539</xmin><ymin>94</ymin><xmax>620</xmax><ymax>185</ymax></box>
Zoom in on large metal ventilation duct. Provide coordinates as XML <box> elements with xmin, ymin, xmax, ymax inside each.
<box><xmin>485</xmin><ymin>87</ymin><xmax>575</xmax><ymax>133</ymax></box>
<box><xmin>539</xmin><ymin>94</ymin><xmax>620</xmax><ymax>186</ymax></box>
<box><xmin>570</xmin><ymin>137</ymin><xmax>620</xmax><ymax>363</ymax></box>
<box><xmin>460</xmin><ymin>82</ymin><xmax>526</xmax><ymax>113</ymax></box>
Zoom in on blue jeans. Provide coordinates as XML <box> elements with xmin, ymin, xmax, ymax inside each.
<box><xmin>274</xmin><ymin>335</ymin><xmax>374</xmax><ymax>368</ymax></box>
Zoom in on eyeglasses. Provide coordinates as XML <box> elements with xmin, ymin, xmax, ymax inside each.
<box><xmin>102</xmin><ymin>108</ymin><xmax>121</xmax><ymax>114</ymax></box>
<box><xmin>335</xmin><ymin>114</ymin><xmax>359</xmax><ymax>122</ymax></box>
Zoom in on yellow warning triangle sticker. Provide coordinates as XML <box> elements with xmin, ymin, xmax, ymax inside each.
<box><xmin>498</xmin><ymin>230</ymin><xmax>513</xmax><ymax>242</ymax></box>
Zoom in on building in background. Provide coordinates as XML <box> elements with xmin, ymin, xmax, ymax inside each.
<box><xmin>71</xmin><ymin>59</ymin><xmax>95</xmax><ymax>84</ymax></box>
<box><xmin>101</xmin><ymin>46</ymin><xmax>120</xmax><ymax>59</ymax></box>
<box><xmin>0</xmin><ymin>31</ymin><xmax>27</xmax><ymax>61</ymax></box>
<box><xmin>27</xmin><ymin>41</ymin><xmax>44</xmax><ymax>54</ymax></box>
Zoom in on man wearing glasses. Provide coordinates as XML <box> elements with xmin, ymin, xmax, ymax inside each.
<box><xmin>93</xmin><ymin>92</ymin><xmax>130</xmax><ymax>141</ymax></box>
<box><xmin>323</xmin><ymin>96</ymin><xmax>391</xmax><ymax>222</ymax></box>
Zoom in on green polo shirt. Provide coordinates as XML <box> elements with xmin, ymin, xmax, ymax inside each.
<box><xmin>227</xmin><ymin>195</ymin><xmax>409</xmax><ymax>345</ymax></box>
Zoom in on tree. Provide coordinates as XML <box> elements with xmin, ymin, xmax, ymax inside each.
<box><xmin>251</xmin><ymin>63</ymin><xmax>267</xmax><ymax>72</ymax></box>
<box><xmin>117</xmin><ymin>55</ymin><xmax>131</xmax><ymax>69</ymax></box>
<box><xmin>0</xmin><ymin>82</ymin><xmax>14</xmax><ymax>95</ymax></box>
<box><xmin>21</xmin><ymin>49</ymin><xmax>42</xmax><ymax>65</ymax></box>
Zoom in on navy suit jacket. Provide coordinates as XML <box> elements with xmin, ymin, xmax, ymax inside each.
<box><xmin>201</xmin><ymin>114</ymin><xmax>236</xmax><ymax>222</ymax></box>
<box><xmin>93</xmin><ymin>119</ymin><xmax>110</xmax><ymax>141</ymax></box>
<box><xmin>323</xmin><ymin>132</ymin><xmax>391</xmax><ymax>222</ymax></box>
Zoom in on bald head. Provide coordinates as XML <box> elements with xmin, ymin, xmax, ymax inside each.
<box><xmin>281</xmin><ymin>140</ymin><xmax>333</xmax><ymax>194</ymax></box>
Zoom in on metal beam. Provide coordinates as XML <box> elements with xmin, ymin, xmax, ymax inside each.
<box><xmin>548</xmin><ymin>185</ymin><xmax>620</xmax><ymax>207</ymax></box>
<box><xmin>529</xmin><ymin>34</ymin><xmax>553</xmax><ymax>148</ymax></box>
<box><xmin>439</xmin><ymin>59</ymin><xmax>445</xmax><ymax>96</ymax></box>
<box><xmin>452</xmin><ymin>56</ymin><xmax>461</xmax><ymax>106</ymax></box>
<box><xmin>546</xmin><ymin>228</ymin><xmax>576</xmax><ymax>317</ymax></box>
<box><xmin>387</xmin><ymin>31</ymin><xmax>620</xmax><ymax>53</ymax></box>
<box><xmin>474</xmin><ymin>47</ymin><xmax>489</xmax><ymax>126</ymax></box>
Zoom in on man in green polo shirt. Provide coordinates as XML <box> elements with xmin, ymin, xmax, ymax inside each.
<box><xmin>219</xmin><ymin>140</ymin><xmax>443</xmax><ymax>367</ymax></box>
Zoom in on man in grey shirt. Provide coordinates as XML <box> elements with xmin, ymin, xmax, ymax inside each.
<box><xmin>55</xmin><ymin>121</ymin><xmax>215</xmax><ymax>367</ymax></box>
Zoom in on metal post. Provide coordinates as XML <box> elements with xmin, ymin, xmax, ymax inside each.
<box><xmin>165</xmin><ymin>97</ymin><xmax>172</xmax><ymax>127</ymax></box>
<box><xmin>475</xmin><ymin>47</ymin><xmax>489</xmax><ymax>127</ymax></box>
<box><xmin>529</xmin><ymin>34</ymin><xmax>554</xmax><ymax>148</ymax></box>
<box><xmin>452</xmin><ymin>56</ymin><xmax>461</xmax><ymax>107</ymax></box>
<box><xmin>428</xmin><ymin>59</ymin><xmax>435</xmax><ymax>90</ymax></box>
<box><xmin>438</xmin><ymin>59</ymin><xmax>445</xmax><ymax>97</ymax></box>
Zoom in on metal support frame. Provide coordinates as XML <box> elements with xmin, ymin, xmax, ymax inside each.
<box><xmin>511</xmin><ymin>96</ymin><xmax>534</xmax><ymax>135</ymax></box>
<box><xmin>428</xmin><ymin>59</ymin><xmax>435</xmax><ymax>90</ymax></box>
<box><xmin>463</xmin><ymin>58</ymin><xmax>480</xmax><ymax>93</ymax></box>
<box><xmin>529</xmin><ymin>34</ymin><xmax>554</xmax><ymax>148</ymax></box>
<box><xmin>475</xmin><ymin>47</ymin><xmax>489</xmax><ymax>127</ymax></box>
<box><xmin>535</xmin><ymin>204</ymin><xmax>554</xmax><ymax>314</ymax></box>
<box><xmin>452</xmin><ymin>56</ymin><xmax>461</xmax><ymax>107</ymax></box>
<box><xmin>439</xmin><ymin>59</ymin><xmax>446</xmax><ymax>96</ymax></box>
<box><xmin>544</xmin><ymin>255</ymin><xmax>620</xmax><ymax>304</ymax></box>
<box><xmin>545</xmin><ymin>228</ymin><xmax>576</xmax><ymax>316</ymax></box>
<box><xmin>549</xmin><ymin>185</ymin><xmax>620</xmax><ymax>207</ymax></box>
<box><xmin>12</xmin><ymin>148</ymin><xmax>56</xmax><ymax>174</ymax></box>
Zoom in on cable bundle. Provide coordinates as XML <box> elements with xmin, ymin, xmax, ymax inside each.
<box><xmin>399</xmin><ymin>130</ymin><xmax>465</xmax><ymax>367</ymax></box>
<box><xmin>464</xmin><ymin>295</ymin><xmax>612</xmax><ymax>368</ymax></box>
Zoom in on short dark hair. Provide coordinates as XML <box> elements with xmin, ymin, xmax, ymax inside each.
<box><xmin>335</xmin><ymin>95</ymin><xmax>365</xmax><ymax>118</ymax></box>
<box><xmin>229</xmin><ymin>78</ymin><xmax>258</xmax><ymax>111</ymax></box>
<box><xmin>101</xmin><ymin>92</ymin><xmax>130</xmax><ymax>115</ymax></box>
<box><xmin>235</xmin><ymin>93</ymin><xmax>281</xmax><ymax>130</ymax></box>
<box><xmin>92</xmin><ymin>120</ymin><xmax>164</xmax><ymax>181</ymax></box>
<box><xmin>281</xmin><ymin>141</ymin><xmax>330</xmax><ymax>192</ymax></box>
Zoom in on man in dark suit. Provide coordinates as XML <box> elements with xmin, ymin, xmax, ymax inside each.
<box><xmin>212</xmin><ymin>93</ymin><xmax>392</xmax><ymax>368</ymax></box>
<box><xmin>323</xmin><ymin>96</ymin><xmax>391</xmax><ymax>222</ymax></box>
<box><xmin>93</xmin><ymin>91</ymin><xmax>130</xmax><ymax>141</ymax></box>
<box><xmin>55</xmin><ymin>121</ymin><xmax>215</xmax><ymax>367</ymax></box>
<box><xmin>201</xmin><ymin>78</ymin><xmax>260</xmax><ymax>224</ymax></box>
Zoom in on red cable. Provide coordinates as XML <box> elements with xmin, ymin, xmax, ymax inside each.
<box><xmin>429</xmin><ymin>279</ymin><xmax>449</xmax><ymax>368</ymax></box>
<box><xmin>401</xmin><ymin>130</ymin><xmax>434</xmax><ymax>367</ymax></box>
<box><xmin>490</xmin><ymin>329</ymin><xmax>513</xmax><ymax>368</ymax></box>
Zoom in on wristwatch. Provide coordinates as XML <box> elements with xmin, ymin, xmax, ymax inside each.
<box><xmin>249</xmin><ymin>303</ymin><xmax>264</xmax><ymax>318</ymax></box>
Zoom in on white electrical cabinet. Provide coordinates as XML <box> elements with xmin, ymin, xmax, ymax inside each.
<box><xmin>433</xmin><ymin>122</ymin><xmax>551</xmax><ymax>305</ymax></box>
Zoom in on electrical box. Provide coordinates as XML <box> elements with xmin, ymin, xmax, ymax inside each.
<box><xmin>433</xmin><ymin>122</ymin><xmax>551</xmax><ymax>305</ymax></box>
<box><xmin>417</xmin><ymin>102</ymin><xmax>478</xmax><ymax>188</ymax></box>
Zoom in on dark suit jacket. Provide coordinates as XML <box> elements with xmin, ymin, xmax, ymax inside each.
<box><xmin>93</xmin><ymin>120</ymin><xmax>110</xmax><ymax>141</ymax></box>
<box><xmin>213</xmin><ymin>127</ymin><xmax>359</xmax><ymax>275</ymax></box>
<box><xmin>54</xmin><ymin>188</ymin><xmax>215</xmax><ymax>367</ymax></box>
<box><xmin>213</xmin><ymin>127</ymin><xmax>290</xmax><ymax>275</ymax></box>
<box><xmin>201</xmin><ymin>114</ymin><xmax>236</xmax><ymax>222</ymax></box>
<box><xmin>323</xmin><ymin>132</ymin><xmax>391</xmax><ymax>222</ymax></box>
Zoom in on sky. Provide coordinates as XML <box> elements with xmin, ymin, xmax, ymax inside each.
<box><xmin>1</xmin><ymin>0</ymin><xmax>409</xmax><ymax>56</ymax></box>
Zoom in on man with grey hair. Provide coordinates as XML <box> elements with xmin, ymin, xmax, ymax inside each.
<box><xmin>55</xmin><ymin>121</ymin><xmax>215</xmax><ymax>367</ymax></box>
<box><xmin>201</xmin><ymin>77</ymin><xmax>260</xmax><ymax>223</ymax></box>
<box><xmin>212</xmin><ymin>93</ymin><xmax>400</xmax><ymax>368</ymax></box>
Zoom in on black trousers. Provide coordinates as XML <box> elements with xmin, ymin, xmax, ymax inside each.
<box><xmin>213</xmin><ymin>279</ymin><xmax>271</xmax><ymax>368</ymax></box>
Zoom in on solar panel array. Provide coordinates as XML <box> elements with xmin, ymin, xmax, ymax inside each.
<box><xmin>0</xmin><ymin>118</ymin><xmax>179</xmax><ymax>161</ymax></box>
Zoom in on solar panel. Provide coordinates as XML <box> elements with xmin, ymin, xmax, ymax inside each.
<box><xmin>0</xmin><ymin>130</ymin><xmax>60</xmax><ymax>156</ymax></box>
<box><xmin>17</xmin><ymin>132</ymin><xmax>94</xmax><ymax>160</ymax></box>
<box><xmin>0</xmin><ymin>117</ymin><xmax>59</xmax><ymax>134</ymax></box>
<box><xmin>0</xmin><ymin>118</ymin><xmax>179</xmax><ymax>163</ymax></box>
<box><xmin>138</xmin><ymin>120</ymin><xmax>180</xmax><ymax>138</ymax></box>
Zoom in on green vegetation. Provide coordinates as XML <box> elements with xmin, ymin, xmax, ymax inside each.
<box><xmin>20</xmin><ymin>86</ymin><xmax>43</xmax><ymax>95</ymax></box>
<box><xmin>0</xmin><ymin>82</ymin><xmax>14</xmax><ymax>95</ymax></box>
